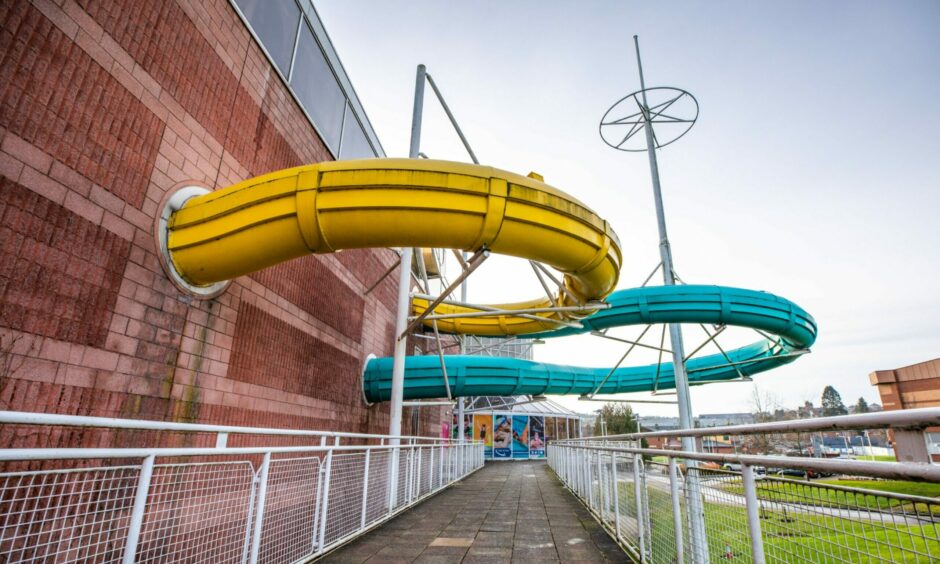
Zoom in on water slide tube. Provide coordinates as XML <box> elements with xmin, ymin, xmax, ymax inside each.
<box><xmin>163</xmin><ymin>159</ymin><xmax>815</xmax><ymax>402</ymax></box>
<box><xmin>167</xmin><ymin>158</ymin><xmax>621</xmax><ymax>329</ymax></box>
<box><xmin>362</xmin><ymin>285</ymin><xmax>816</xmax><ymax>401</ymax></box>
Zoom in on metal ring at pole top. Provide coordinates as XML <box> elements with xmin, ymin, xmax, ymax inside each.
<box><xmin>599</xmin><ymin>87</ymin><xmax>699</xmax><ymax>152</ymax></box>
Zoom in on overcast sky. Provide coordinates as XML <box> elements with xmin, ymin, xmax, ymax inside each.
<box><xmin>316</xmin><ymin>1</ymin><xmax>940</xmax><ymax>417</ymax></box>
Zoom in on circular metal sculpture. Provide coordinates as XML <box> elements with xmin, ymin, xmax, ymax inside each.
<box><xmin>599</xmin><ymin>87</ymin><xmax>699</xmax><ymax>152</ymax></box>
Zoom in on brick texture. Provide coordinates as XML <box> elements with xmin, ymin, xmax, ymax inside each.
<box><xmin>0</xmin><ymin>0</ymin><xmax>446</xmax><ymax>448</ymax></box>
<box><xmin>0</xmin><ymin>178</ymin><xmax>130</xmax><ymax>347</ymax></box>
<box><xmin>228</xmin><ymin>302</ymin><xmax>360</xmax><ymax>405</ymax></box>
<box><xmin>0</xmin><ymin>3</ymin><xmax>164</xmax><ymax>208</ymax></box>
<box><xmin>251</xmin><ymin>256</ymin><xmax>365</xmax><ymax>342</ymax></box>
<box><xmin>76</xmin><ymin>0</ymin><xmax>239</xmax><ymax>159</ymax></box>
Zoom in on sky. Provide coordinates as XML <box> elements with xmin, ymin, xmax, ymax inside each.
<box><xmin>315</xmin><ymin>1</ymin><xmax>940</xmax><ymax>417</ymax></box>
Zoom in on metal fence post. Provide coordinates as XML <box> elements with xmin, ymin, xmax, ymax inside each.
<box><xmin>312</xmin><ymin>438</ymin><xmax>326</xmax><ymax>551</ymax></box>
<box><xmin>248</xmin><ymin>452</ymin><xmax>271</xmax><ymax>564</ymax></box>
<box><xmin>407</xmin><ymin>441</ymin><xmax>415</xmax><ymax>502</ymax></box>
<box><xmin>611</xmin><ymin>452</ymin><xmax>622</xmax><ymax>542</ymax></box>
<box><xmin>388</xmin><ymin>444</ymin><xmax>399</xmax><ymax>513</ymax></box>
<box><xmin>633</xmin><ymin>454</ymin><xmax>646</xmax><ymax>563</ymax></box>
<box><xmin>122</xmin><ymin>454</ymin><xmax>155</xmax><ymax>564</ymax></box>
<box><xmin>598</xmin><ymin>449</ymin><xmax>608</xmax><ymax>516</ymax></box>
<box><xmin>318</xmin><ymin>448</ymin><xmax>334</xmax><ymax>550</ymax></box>
<box><xmin>416</xmin><ymin>445</ymin><xmax>423</xmax><ymax>498</ymax></box>
<box><xmin>742</xmin><ymin>464</ymin><xmax>766</xmax><ymax>564</ymax></box>
<box><xmin>360</xmin><ymin>449</ymin><xmax>371</xmax><ymax>529</ymax></box>
<box><xmin>669</xmin><ymin>457</ymin><xmax>685</xmax><ymax>564</ymax></box>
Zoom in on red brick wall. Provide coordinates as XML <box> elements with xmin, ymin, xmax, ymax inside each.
<box><xmin>0</xmin><ymin>0</ymin><xmax>445</xmax><ymax>444</ymax></box>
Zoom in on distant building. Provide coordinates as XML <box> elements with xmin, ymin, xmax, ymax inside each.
<box><xmin>697</xmin><ymin>413</ymin><xmax>755</xmax><ymax>427</ymax></box>
<box><xmin>870</xmin><ymin>357</ymin><xmax>940</xmax><ymax>462</ymax></box>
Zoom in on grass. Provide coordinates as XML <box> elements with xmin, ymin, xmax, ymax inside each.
<box><xmin>855</xmin><ymin>455</ymin><xmax>898</xmax><ymax>462</ymax></box>
<box><xmin>610</xmin><ymin>482</ymin><xmax>940</xmax><ymax>563</ymax></box>
<box><xmin>698</xmin><ymin>496</ymin><xmax>940</xmax><ymax>563</ymax></box>
<box><xmin>718</xmin><ymin>476</ymin><xmax>940</xmax><ymax>517</ymax></box>
<box><xmin>821</xmin><ymin>479</ymin><xmax>940</xmax><ymax>499</ymax></box>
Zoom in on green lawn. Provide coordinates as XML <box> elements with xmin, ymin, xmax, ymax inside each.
<box><xmin>718</xmin><ymin>477</ymin><xmax>940</xmax><ymax>517</ymax></box>
<box><xmin>855</xmin><ymin>454</ymin><xmax>898</xmax><ymax>462</ymax></box>
<box><xmin>624</xmin><ymin>483</ymin><xmax>940</xmax><ymax>563</ymax></box>
<box><xmin>699</xmin><ymin>498</ymin><xmax>940</xmax><ymax>563</ymax></box>
<box><xmin>821</xmin><ymin>479</ymin><xmax>940</xmax><ymax>499</ymax></box>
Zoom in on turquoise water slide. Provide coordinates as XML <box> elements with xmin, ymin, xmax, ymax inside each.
<box><xmin>362</xmin><ymin>285</ymin><xmax>816</xmax><ymax>402</ymax></box>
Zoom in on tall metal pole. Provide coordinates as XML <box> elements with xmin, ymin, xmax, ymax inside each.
<box><xmin>389</xmin><ymin>64</ymin><xmax>426</xmax><ymax>507</ymax></box>
<box><xmin>457</xmin><ymin>252</ymin><xmax>468</xmax><ymax>455</ymax></box>
<box><xmin>633</xmin><ymin>36</ymin><xmax>709</xmax><ymax>562</ymax></box>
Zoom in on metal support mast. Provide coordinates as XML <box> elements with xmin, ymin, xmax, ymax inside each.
<box><xmin>632</xmin><ymin>35</ymin><xmax>709</xmax><ymax>563</ymax></box>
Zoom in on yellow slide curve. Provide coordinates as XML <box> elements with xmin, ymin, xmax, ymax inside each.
<box><xmin>167</xmin><ymin>159</ymin><xmax>622</xmax><ymax>335</ymax></box>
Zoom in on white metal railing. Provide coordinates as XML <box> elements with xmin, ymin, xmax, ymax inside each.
<box><xmin>549</xmin><ymin>408</ymin><xmax>940</xmax><ymax>563</ymax></box>
<box><xmin>0</xmin><ymin>411</ymin><xmax>484</xmax><ymax>562</ymax></box>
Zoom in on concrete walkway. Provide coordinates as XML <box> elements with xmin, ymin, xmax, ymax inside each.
<box><xmin>322</xmin><ymin>461</ymin><xmax>627</xmax><ymax>563</ymax></box>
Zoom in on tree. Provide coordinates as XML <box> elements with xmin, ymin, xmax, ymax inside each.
<box><xmin>751</xmin><ymin>384</ymin><xmax>780</xmax><ymax>423</ymax></box>
<box><xmin>821</xmin><ymin>386</ymin><xmax>848</xmax><ymax>417</ymax></box>
<box><xmin>855</xmin><ymin>397</ymin><xmax>870</xmax><ymax>414</ymax></box>
<box><xmin>597</xmin><ymin>403</ymin><xmax>640</xmax><ymax>435</ymax></box>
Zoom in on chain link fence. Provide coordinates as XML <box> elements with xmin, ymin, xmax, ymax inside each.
<box><xmin>0</xmin><ymin>413</ymin><xmax>483</xmax><ymax>563</ymax></box>
<box><xmin>549</xmin><ymin>409</ymin><xmax>940</xmax><ymax>563</ymax></box>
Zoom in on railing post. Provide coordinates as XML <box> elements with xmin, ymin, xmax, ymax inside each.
<box><xmin>430</xmin><ymin>444</ymin><xmax>436</xmax><ymax>489</ymax></box>
<box><xmin>123</xmin><ymin>454</ymin><xmax>155</xmax><ymax>564</ymax></box>
<box><xmin>587</xmin><ymin>449</ymin><xmax>595</xmax><ymax>507</ymax></box>
<box><xmin>610</xmin><ymin>452</ymin><xmax>622</xmax><ymax>543</ymax></box>
<box><xmin>669</xmin><ymin>457</ymin><xmax>685</xmax><ymax>564</ymax></box>
<box><xmin>360</xmin><ymin>449</ymin><xmax>371</xmax><ymax>529</ymax></box>
<box><xmin>312</xmin><ymin>437</ymin><xmax>326</xmax><ymax>551</ymax></box>
<box><xmin>407</xmin><ymin>441</ymin><xmax>415</xmax><ymax>502</ymax></box>
<box><xmin>318</xmin><ymin>448</ymin><xmax>334</xmax><ymax>550</ymax></box>
<box><xmin>388</xmin><ymin>444</ymin><xmax>399</xmax><ymax>512</ymax></box>
<box><xmin>742</xmin><ymin>464</ymin><xmax>766</xmax><ymax>564</ymax></box>
<box><xmin>598</xmin><ymin>448</ymin><xmax>608</xmax><ymax>516</ymax></box>
<box><xmin>633</xmin><ymin>454</ymin><xmax>647</xmax><ymax>563</ymax></box>
<box><xmin>248</xmin><ymin>452</ymin><xmax>271</xmax><ymax>564</ymax></box>
<box><xmin>416</xmin><ymin>445</ymin><xmax>423</xmax><ymax>498</ymax></box>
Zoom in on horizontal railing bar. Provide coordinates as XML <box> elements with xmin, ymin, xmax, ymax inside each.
<box><xmin>0</xmin><ymin>410</ymin><xmax>457</xmax><ymax>443</ymax></box>
<box><xmin>0</xmin><ymin>442</ymin><xmax>482</xmax><ymax>462</ymax></box>
<box><xmin>562</xmin><ymin>407</ymin><xmax>940</xmax><ymax>440</ymax></box>
<box><xmin>550</xmin><ymin>444</ymin><xmax>940</xmax><ymax>482</ymax></box>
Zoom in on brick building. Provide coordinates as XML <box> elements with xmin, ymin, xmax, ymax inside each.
<box><xmin>0</xmin><ymin>0</ymin><xmax>447</xmax><ymax>447</ymax></box>
<box><xmin>870</xmin><ymin>357</ymin><xmax>940</xmax><ymax>461</ymax></box>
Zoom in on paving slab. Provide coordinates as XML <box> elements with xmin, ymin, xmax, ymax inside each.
<box><xmin>322</xmin><ymin>461</ymin><xmax>628</xmax><ymax>563</ymax></box>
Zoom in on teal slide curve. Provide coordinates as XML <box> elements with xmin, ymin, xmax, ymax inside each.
<box><xmin>362</xmin><ymin>285</ymin><xmax>816</xmax><ymax>402</ymax></box>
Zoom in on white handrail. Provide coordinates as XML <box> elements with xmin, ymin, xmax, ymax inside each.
<box><xmin>0</xmin><ymin>410</ymin><xmax>457</xmax><ymax>443</ymax></box>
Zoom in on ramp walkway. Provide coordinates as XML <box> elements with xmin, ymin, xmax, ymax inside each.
<box><xmin>322</xmin><ymin>461</ymin><xmax>627</xmax><ymax>563</ymax></box>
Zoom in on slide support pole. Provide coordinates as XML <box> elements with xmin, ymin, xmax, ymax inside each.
<box><xmin>389</xmin><ymin>63</ymin><xmax>426</xmax><ymax>507</ymax></box>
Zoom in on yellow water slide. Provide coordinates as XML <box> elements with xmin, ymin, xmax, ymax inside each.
<box><xmin>167</xmin><ymin>159</ymin><xmax>622</xmax><ymax>335</ymax></box>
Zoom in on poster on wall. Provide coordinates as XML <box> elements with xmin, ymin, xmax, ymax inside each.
<box><xmin>493</xmin><ymin>415</ymin><xmax>512</xmax><ymax>459</ymax></box>
<box><xmin>474</xmin><ymin>414</ymin><xmax>493</xmax><ymax>457</ymax></box>
<box><xmin>465</xmin><ymin>414</ymin><xmax>473</xmax><ymax>441</ymax></box>
<box><xmin>450</xmin><ymin>413</ymin><xmax>475</xmax><ymax>440</ymax></box>
<box><xmin>512</xmin><ymin>415</ymin><xmax>529</xmax><ymax>459</ymax></box>
<box><xmin>529</xmin><ymin>416</ymin><xmax>546</xmax><ymax>458</ymax></box>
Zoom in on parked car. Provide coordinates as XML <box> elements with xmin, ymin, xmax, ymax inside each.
<box><xmin>773</xmin><ymin>467</ymin><xmax>833</xmax><ymax>479</ymax></box>
<box><xmin>720</xmin><ymin>463</ymin><xmax>765</xmax><ymax>474</ymax></box>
